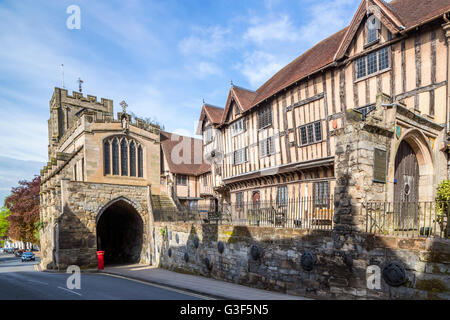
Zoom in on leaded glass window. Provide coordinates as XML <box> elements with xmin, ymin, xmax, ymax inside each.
<box><xmin>104</xmin><ymin>141</ymin><xmax>110</xmax><ymax>175</ymax></box>
<box><xmin>138</xmin><ymin>145</ymin><xmax>143</xmax><ymax>177</ymax></box>
<box><xmin>112</xmin><ymin>138</ymin><xmax>119</xmax><ymax>175</ymax></box>
<box><xmin>120</xmin><ymin>139</ymin><xmax>128</xmax><ymax>176</ymax></box>
<box><xmin>367</xmin><ymin>51</ymin><xmax>377</xmax><ymax>75</ymax></box>
<box><xmin>130</xmin><ymin>141</ymin><xmax>136</xmax><ymax>177</ymax></box>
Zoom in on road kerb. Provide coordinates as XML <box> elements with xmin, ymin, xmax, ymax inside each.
<box><xmin>98</xmin><ymin>270</ymin><xmax>226</xmax><ymax>300</ymax></box>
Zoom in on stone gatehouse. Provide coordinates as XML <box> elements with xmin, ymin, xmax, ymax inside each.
<box><xmin>40</xmin><ymin>88</ymin><xmax>210</xmax><ymax>270</ymax></box>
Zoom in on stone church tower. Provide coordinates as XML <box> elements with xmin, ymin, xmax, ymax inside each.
<box><xmin>40</xmin><ymin>88</ymin><xmax>167</xmax><ymax>270</ymax></box>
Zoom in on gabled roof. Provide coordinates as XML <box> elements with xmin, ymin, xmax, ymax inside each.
<box><xmin>196</xmin><ymin>103</ymin><xmax>223</xmax><ymax>134</ymax></box>
<box><xmin>251</xmin><ymin>27</ymin><xmax>348</xmax><ymax>107</ymax></box>
<box><xmin>226</xmin><ymin>0</ymin><xmax>450</xmax><ymax>113</ymax></box>
<box><xmin>160</xmin><ymin>131</ymin><xmax>210</xmax><ymax>176</ymax></box>
<box><xmin>221</xmin><ymin>85</ymin><xmax>257</xmax><ymax>124</ymax></box>
<box><xmin>389</xmin><ymin>0</ymin><xmax>450</xmax><ymax>30</ymax></box>
<box><xmin>334</xmin><ymin>0</ymin><xmax>405</xmax><ymax>61</ymax></box>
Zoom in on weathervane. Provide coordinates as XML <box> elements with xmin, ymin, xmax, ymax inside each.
<box><xmin>78</xmin><ymin>78</ymin><xmax>83</xmax><ymax>93</ymax></box>
<box><xmin>120</xmin><ymin>100</ymin><xmax>128</xmax><ymax>113</ymax></box>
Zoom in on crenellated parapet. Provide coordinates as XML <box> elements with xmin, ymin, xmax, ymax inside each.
<box><xmin>50</xmin><ymin>87</ymin><xmax>113</xmax><ymax>114</ymax></box>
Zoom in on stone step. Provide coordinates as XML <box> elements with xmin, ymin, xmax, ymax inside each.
<box><xmin>152</xmin><ymin>194</ymin><xmax>177</xmax><ymax>210</ymax></box>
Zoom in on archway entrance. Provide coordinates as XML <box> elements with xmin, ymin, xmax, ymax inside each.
<box><xmin>96</xmin><ymin>200</ymin><xmax>143</xmax><ymax>265</ymax></box>
<box><xmin>394</xmin><ymin>140</ymin><xmax>419</xmax><ymax>229</ymax></box>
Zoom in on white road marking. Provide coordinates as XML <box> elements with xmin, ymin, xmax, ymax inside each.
<box><xmin>27</xmin><ymin>279</ymin><xmax>48</xmax><ymax>285</ymax></box>
<box><xmin>57</xmin><ymin>286</ymin><xmax>82</xmax><ymax>296</ymax></box>
<box><xmin>100</xmin><ymin>273</ymin><xmax>215</xmax><ymax>300</ymax></box>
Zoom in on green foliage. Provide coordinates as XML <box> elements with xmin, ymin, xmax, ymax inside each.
<box><xmin>436</xmin><ymin>180</ymin><xmax>450</xmax><ymax>236</ymax></box>
<box><xmin>0</xmin><ymin>207</ymin><xmax>10</xmax><ymax>237</ymax></box>
<box><xmin>160</xmin><ymin>227</ymin><xmax>166</xmax><ymax>237</ymax></box>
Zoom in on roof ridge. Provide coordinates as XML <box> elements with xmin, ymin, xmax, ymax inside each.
<box><xmin>232</xmin><ymin>85</ymin><xmax>256</xmax><ymax>93</ymax></box>
<box><xmin>203</xmin><ymin>103</ymin><xmax>223</xmax><ymax>110</ymax></box>
<box><xmin>251</xmin><ymin>26</ymin><xmax>348</xmax><ymax>107</ymax></box>
<box><xmin>255</xmin><ymin>26</ymin><xmax>348</xmax><ymax>96</ymax></box>
<box><xmin>161</xmin><ymin>130</ymin><xmax>202</xmax><ymax>142</ymax></box>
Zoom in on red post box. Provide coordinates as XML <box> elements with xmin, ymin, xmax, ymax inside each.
<box><xmin>97</xmin><ymin>251</ymin><xmax>105</xmax><ymax>270</ymax></box>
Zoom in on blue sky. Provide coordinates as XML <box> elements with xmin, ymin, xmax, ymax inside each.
<box><xmin>0</xmin><ymin>0</ymin><xmax>361</xmax><ymax>203</ymax></box>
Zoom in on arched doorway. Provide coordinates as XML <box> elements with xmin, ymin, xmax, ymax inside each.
<box><xmin>96</xmin><ymin>199</ymin><xmax>143</xmax><ymax>265</ymax></box>
<box><xmin>394</xmin><ymin>140</ymin><xmax>419</xmax><ymax>229</ymax></box>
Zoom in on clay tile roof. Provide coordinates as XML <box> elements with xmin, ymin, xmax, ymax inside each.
<box><xmin>389</xmin><ymin>0</ymin><xmax>450</xmax><ymax>29</ymax></box>
<box><xmin>237</xmin><ymin>0</ymin><xmax>450</xmax><ymax>112</ymax></box>
<box><xmin>251</xmin><ymin>27</ymin><xmax>348</xmax><ymax>107</ymax></box>
<box><xmin>203</xmin><ymin>104</ymin><xmax>224</xmax><ymax>125</ymax></box>
<box><xmin>160</xmin><ymin>131</ymin><xmax>210</xmax><ymax>176</ymax></box>
<box><xmin>232</xmin><ymin>86</ymin><xmax>257</xmax><ymax>111</ymax></box>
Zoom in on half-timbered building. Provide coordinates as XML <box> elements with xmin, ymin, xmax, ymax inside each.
<box><xmin>198</xmin><ymin>0</ymin><xmax>450</xmax><ymax>223</ymax></box>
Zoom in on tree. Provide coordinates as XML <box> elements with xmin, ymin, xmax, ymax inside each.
<box><xmin>4</xmin><ymin>176</ymin><xmax>41</xmax><ymax>244</ymax></box>
<box><xmin>436</xmin><ymin>180</ymin><xmax>450</xmax><ymax>238</ymax></box>
<box><xmin>0</xmin><ymin>207</ymin><xmax>10</xmax><ymax>246</ymax></box>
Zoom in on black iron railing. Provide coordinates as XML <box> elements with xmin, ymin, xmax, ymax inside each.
<box><xmin>365</xmin><ymin>201</ymin><xmax>449</xmax><ymax>238</ymax></box>
<box><xmin>153</xmin><ymin>196</ymin><xmax>334</xmax><ymax>230</ymax></box>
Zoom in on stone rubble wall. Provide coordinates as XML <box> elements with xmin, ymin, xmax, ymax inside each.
<box><xmin>152</xmin><ymin>222</ymin><xmax>450</xmax><ymax>300</ymax></box>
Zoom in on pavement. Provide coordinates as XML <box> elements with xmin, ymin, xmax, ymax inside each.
<box><xmin>101</xmin><ymin>264</ymin><xmax>309</xmax><ymax>300</ymax></box>
<box><xmin>0</xmin><ymin>253</ymin><xmax>206</xmax><ymax>300</ymax></box>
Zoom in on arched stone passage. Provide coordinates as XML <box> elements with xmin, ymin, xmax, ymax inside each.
<box><xmin>96</xmin><ymin>199</ymin><xmax>144</xmax><ymax>265</ymax></box>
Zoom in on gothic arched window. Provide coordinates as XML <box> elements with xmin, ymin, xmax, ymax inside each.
<box><xmin>112</xmin><ymin>138</ymin><xmax>119</xmax><ymax>175</ymax></box>
<box><xmin>104</xmin><ymin>140</ymin><xmax>110</xmax><ymax>175</ymax></box>
<box><xmin>120</xmin><ymin>139</ymin><xmax>128</xmax><ymax>176</ymax></box>
<box><xmin>130</xmin><ymin>141</ymin><xmax>136</xmax><ymax>177</ymax></box>
<box><xmin>104</xmin><ymin>136</ymin><xmax>143</xmax><ymax>178</ymax></box>
<box><xmin>138</xmin><ymin>145</ymin><xmax>143</xmax><ymax>178</ymax></box>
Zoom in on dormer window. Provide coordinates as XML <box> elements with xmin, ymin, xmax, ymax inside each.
<box><xmin>366</xmin><ymin>15</ymin><xmax>380</xmax><ymax>45</ymax></box>
<box><xmin>204</xmin><ymin>127</ymin><xmax>213</xmax><ymax>144</ymax></box>
<box><xmin>231</xmin><ymin>117</ymin><xmax>245</xmax><ymax>136</ymax></box>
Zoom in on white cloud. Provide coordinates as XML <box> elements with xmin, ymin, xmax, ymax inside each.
<box><xmin>244</xmin><ymin>15</ymin><xmax>299</xmax><ymax>45</ymax></box>
<box><xmin>237</xmin><ymin>51</ymin><xmax>287</xmax><ymax>88</ymax></box>
<box><xmin>179</xmin><ymin>26</ymin><xmax>231</xmax><ymax>56</ymax></box>
<box><xmin>188</xmin><ymin>61</ymin><xmax>222</xmax><ymax>78</ymax></box>
<box><xmin>238</xmin><ymin>0</ymin><xmax>358</xmax><ymax>87</ymax></box>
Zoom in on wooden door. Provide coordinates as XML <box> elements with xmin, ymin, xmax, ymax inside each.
<box><xmin>394</xmin><ymin>141</ymin><xmax>419</xmax><ymax>229</ymax></box>
<box><xmin>252</xmin><ymin>191</ymin><xmax>260</xmax><ymax>208</ymax></box>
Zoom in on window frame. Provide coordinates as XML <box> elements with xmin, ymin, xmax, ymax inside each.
<box><xmin>355</xmin><ymin>46</ymin><xmax>391</xmax><ymax>81</ymax></box>
<box><xmin>298</xmin><ymin>121</ymin><xmax>323</xmax><ymax>146</ymax></box>
<box><xmin>235</xmin><ymin>192</ymin><xmax>244</xmax><ymax>209</ymax></box>
<box><xmin>366</xmin><ymin>15</ymin><xmax>379</xmax><ymax>45</ymax></box>
<box><xmin>233</xmin><ymin>147</ymin><xmax>247</xmax><ymax>165</ymax></box>
<box><xmin>313</xmin><ymin>181</ymin><xmax>330</xmax><ymax>208</ymax></box>
<box><xmin>103</xmin><ymin>136</ymin><xmax>143</xmax><ymax>178</ymax></box>
<box><xmin>204</xmin><ymin>126</ymin><xmax>214</xmax><ymax>144</ymax></box>
<box><xmin>257</xmin><ymin>105</ymin><xmax>273</xmax><ymax>130</ymax></box>
<box><xmin>176</xmin><ymin>174</ymin><xmax>188</xmax><ymax>186</ymax></box>
<box><xmin>259</xmin><ymin>136</ymin><xmax>275</xmax><ymax>158</ymax></box>
<box><xmin>231</xmin><ymin>117</ymin><xmax>246</xmax><ymax>136</ymax></box>
<box><xmin>276</xmin><ymin>185</ymin><xmax>288</xmax><ymax>208</ymax></box>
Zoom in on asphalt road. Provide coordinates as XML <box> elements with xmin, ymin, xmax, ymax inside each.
<box><xmin>0</xmin><ymin>253</ymin><xmax>205</xmax><ymax>300</ymax></box>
